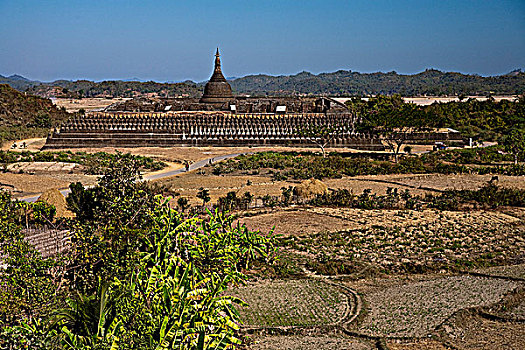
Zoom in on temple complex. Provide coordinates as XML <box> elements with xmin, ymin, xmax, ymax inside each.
<box><xmin>42</xmin><ymin>49</ymin><xmax>384</xmax><ymax>150</ymax></box>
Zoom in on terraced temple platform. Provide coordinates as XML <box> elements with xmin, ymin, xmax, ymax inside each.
<box><xmin>43</xmin><ymin>112</ymin><xmax>385</xmax><ymax>150</ymax></box>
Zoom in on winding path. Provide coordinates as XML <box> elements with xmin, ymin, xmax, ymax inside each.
<box><xmin>20</xmin><ymin>152</ymin><xmax>246</xmax><ymax>203</ymax></box>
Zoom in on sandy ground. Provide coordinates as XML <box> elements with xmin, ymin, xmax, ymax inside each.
<box><xmin>2</xmin><ymin>138</ymin><xmax>47</xmax><ymax>151</ymax></box>
<box><xmin>52</xmin><ymin>97</ymin><xmax>130</xmax><ymax>112</ymax></box>
<box><xmin>35</xmin><ymin>145</ymin><xmax>385</xmax><ymax>163</ymax></box>
<box><xmin>0</xmin><ymin>172</ymin><xmax>97</xmax><ymax>197</ymax></box>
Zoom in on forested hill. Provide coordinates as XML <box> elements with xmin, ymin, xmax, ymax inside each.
<box><xmin>229</xmin><ymin>69</ymin><xmax>525</xmax><ymax>96</ymax></box>
<box><xmin>0</xmin><ymin>84</ymin><xmax>71</xmax><ymax>142</ymax></box>
<box><xmin>0</xmin><ymin>84</ymin><xmax>70</xmax><ymax>126</ymax></box>
<box><xmin>1</xmin><ymin>69</ymin><xmax>524</xmax><ymax>98</ymax></box>
<box><xmin>0</xmin><ymin>75</ymin><xmax>203</xmax><ymax>99</ymax></box>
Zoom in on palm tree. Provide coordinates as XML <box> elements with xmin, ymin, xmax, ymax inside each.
<box><xmin>51</xmin><ymin>281</ymin><xmax>122</xmax><ymax>348</ymax></box>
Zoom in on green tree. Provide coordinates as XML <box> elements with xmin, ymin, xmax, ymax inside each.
<box><xmin>242</xmin><ymin>191</ymin><xmax>254</xmax><ymax>210</ymax></box>
<box><xmin>0</xmin><ymin>191</ymin><xmax>60</xmax><ymax>325</ymax></box>
<box><xmin>65</xmin><ymin>153</ymin><xmax>159</xmax><ymax>293</ymax></box>
<box><xmin>196</xmin><ymin>188</ymin><xmax>211</xmax><ymax>207</ymax></box>
<box><xmin>298</xmin><ymin>125</ymin><xmax>343</xmax><ymax>158</ymax></box>
<box><xmin>177</xmin><ymin>196</ymin><xmax>189</xmax><ymax>212</ymax></box>
<box><xmin>501</xmin><ymin>128</ymin><xmax>525</xmax><ymax>165</ymax></box>
<box><xmin>32</xmin><ymin>112</ymin><xmax>52</xmax><ymax>128</ymax></box>
<box><xmin>365</xmin><ymin>97</ymin><xmax>431</xmax><ymax>162</ymax></box>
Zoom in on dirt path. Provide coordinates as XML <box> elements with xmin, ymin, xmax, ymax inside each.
<box><xmin>18</xmin><ymin>152</ymin><xmax>246</xmax><ymax>202</ymax></box>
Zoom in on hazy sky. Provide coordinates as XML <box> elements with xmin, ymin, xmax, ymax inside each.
<box><xmin>1</xmin><ymin>0</ymin><xmax>524</xmax><ymax>82</ymax></box>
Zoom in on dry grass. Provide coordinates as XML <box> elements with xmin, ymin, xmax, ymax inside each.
<box><xmin>0</xmin><ymin>172</ymin><xmax>97</xmax><ymax>197</ymax></box>
<box><xmin>474</xmin><ymin>263</ymin><xmax>525</xmax><ymax>280</ymax></box>
<box><xmin>1</xmin><ymin>138</ymin><xmax>47</xmax><ymax>151</ymax></box>
<box><xmin>35</xmin><ymin>145</ymin><xmax>376</xmax><ymax>163</ymax></box>
<box><xmin>159</xmin><ymin>172</ymin><xmax>298</xmax><ymax>206</ymax></box>
<box><xmin>239</xmin><ymin>209</ymin><xmax>355</xmax><ymax>236</ymax></box>
<box><xmin>38</xmin><ymin>188</ymin><xmax>74</xmax><ymax>218</ymax></box>
<box><xmin>268</xmin><ymin>207</ymin><xmax>524</xmax><ymax>273</ymax></box>
<box><xmin>239</xmin><ymin>207</ymin><xmax>521</xmax><ymax>236</ymax></box>
<box><xmin>323</xmin><ymin>173</ymin><xmax>525</xmax><ymax>196</ymax></box>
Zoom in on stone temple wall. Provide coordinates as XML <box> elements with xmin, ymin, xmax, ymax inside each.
<box><xmin>43</xmin><ymin>111</ymin><xmax>385</xmax><ymax>150</ymax></box>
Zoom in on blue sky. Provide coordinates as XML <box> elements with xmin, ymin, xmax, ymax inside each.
<box><xmin>1</xmin><ymin>0</ymin><xmax>524</xmax><ymax>82</ymax></box>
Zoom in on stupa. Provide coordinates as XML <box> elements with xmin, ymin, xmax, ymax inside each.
<box><xmin>199</xmin><ymin>48</ymin><xmax>234</xmax><ymax>103</ymax></box>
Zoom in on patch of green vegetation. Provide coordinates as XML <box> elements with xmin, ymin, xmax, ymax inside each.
<box><xmin>212</xmin><ymin>151</ymin><xmax>525</xmax><ymax>180</ymax></box>
<box><xmin>422</xmin><ymin>145</ymin><xmax>517</xmax><ymax>164</ymax></box>
<box><xmin>0</xmin><ymin>153</ymin><xmax>278</xmax><ymax>349</ymax></box>
<box><xmin>0</xmin><ymin>150</ymin><xmax>166</xmax><ymax>173</ymax></box>
<box><xmin>0</xmin><ymin>84</ymin><xmax>72</xmax><ymax>143</ymax></box>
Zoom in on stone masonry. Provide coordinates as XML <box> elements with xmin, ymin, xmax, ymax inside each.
<box><xmin>43</xmin><ymin>111</ymin><xmax>385</xmax><ymax>150</ymax></box>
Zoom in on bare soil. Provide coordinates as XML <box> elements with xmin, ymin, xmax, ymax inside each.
<box><xmin>386</xmin><ymin>339</ymin><xmax>451</xmax><ymax>350</ymax></box>
<box><xmin>239</xmin><ymin>209</ymin><xmax>354</xmax><ymax>236</ymax></box>
<box><xmin>240</xmin><ymin>207</ymin><xmax>522</xmax><ymax>236</ymax></box>
<box><xmin>228</xmin><ymin>279</ymin><xmax>351</xmax><ymax>327</ymax></box>
<box><xmin>246</xmin><ymin>335</ymin><xmax>373</xmax><ymax>350</ymax></box>
<box><xmin>52</xmin><ymin>98</ymin><xmax>129</xmax><ymax>113</ymax></box>
<box><xmin>438</xmin><ymin>311</ymin><xmax>525</xmax><ymax>350</ymax></box>
<box><xmin>473</xmin><ymin>264</ymin><xmax>525</xmax><ymax>280</ymax></box>
<box><xmin>351</xmin><ymin>275</ymin><xmax>521</xmax><ymax>337</ymax></box>
<box><xmin>0</xmin><ymin>172</ymin><xmax>96</xmax><ymax>197</ymax></box>
<box><xmin>1</xmin><ymin>138</ymin><xmax>47</xmax><ymax>151</ymax></box>
<box><xmin>324</xmin><ymin>173</ymin><xmax>525</xmax><ymax>195</ymax></box>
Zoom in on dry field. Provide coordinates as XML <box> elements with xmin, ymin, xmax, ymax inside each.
<box><xmin>41</xmin><ymin>145</ymin><xmax>372</xmax><ymax>163</ymax></box>
<box><xmin>350</xmin><ymin>275</ymin><xmax>520</xmax><ymax>337</ymax></box>
<box><xmin>246</xmin><ymin>335</ymin><xmax>373</xmax><ymax>350</ymax></box>
<box><xmin>52</xmin><ymin>97</ymin><xmax>130</xmax><ymax>112</ymax></box>
<box><xmin>228</xmin><ymin>279</ymin><xmax>351</xmax><ymax>327</ymax></box>
<box><xmin>473</xmin><ymin>263</ymin><xmax>525</xmax><ymax>280</ymax></box>
<box><xmin>240</xmin><ymin>207</ymin><xmax>522</xmax><ymax>236</ymax></box>
<box><xmin>278</xmin><ymin>209</ymin><xmax>523</xmax><ymax>273</ymax></box>
<box><xmin>2</xmin><ymin>146</ymin><xmax>524</xmax><ymax>348</ymax></box>
<box><xmin>438</xmin><ymin>310</ymin><xmax>525</xmax><ymax>350</ymax></box>
<box><xmin>1</xmin><ymin>137</ymin><xmax>47</xmax><ymax>151</ymax></box>
<box><xmin>386</xmin><ymin>339</ymin><xmax>450</xmax><ymax>350</ymax></box>
<box><xmin>159</xmin><ymin>170</ymin><xmax>525</xmax><ymax>208</ymax></box>
<box><xmin>0</xmin><ymin>171</ymin><xmax>97</xmax><ymax>197</ymax></box>
<box><xmin>324</xmin><ymin>173</ymin><xmax>525</xmax><ymax>193</ymax></box>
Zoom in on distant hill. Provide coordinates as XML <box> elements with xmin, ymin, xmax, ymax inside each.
<box><xmin>1</xmin><ymin>69</ymin><xmax>524</xmax><ymax>98</ymax></box>
<box><xmin>0</xmin><ymin>74</ymin><xmax>41</xmax><ymax>91</ymax></box>
<box><xmin>0</xmin><ymin>84</ymin><xmax>71</xmax><ymax>142</ymax></box>
<box><xmin>229</xmin><ymin>69</ymin><xmax>525</xmax><ymax>96</ymax></box>
<box><xmin>0</xmin><ymin>75</ymin><xmax>202</xmax><ymax>99</ymax></box>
